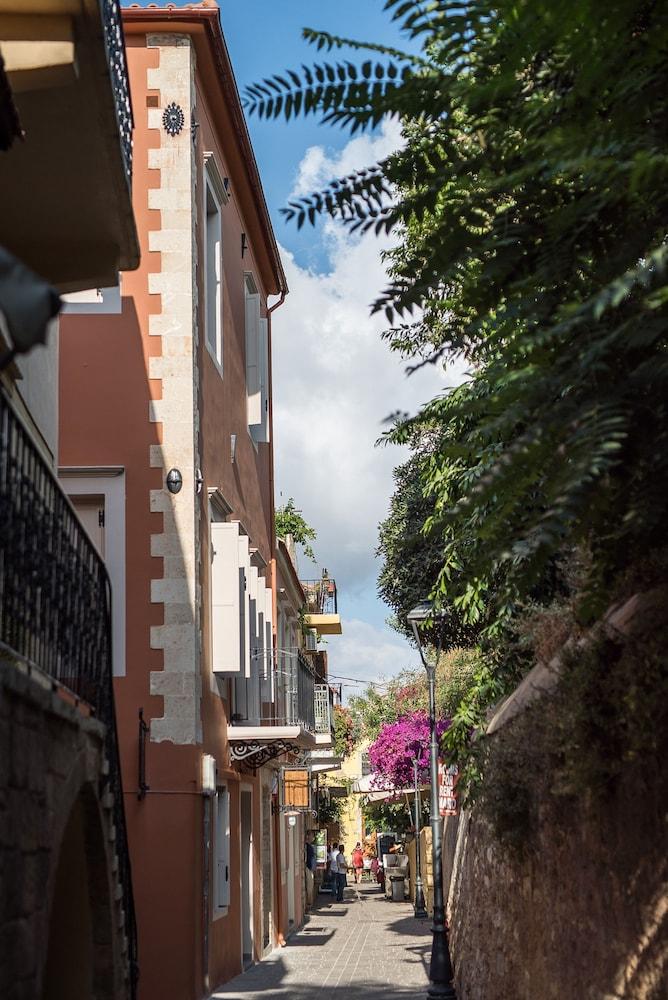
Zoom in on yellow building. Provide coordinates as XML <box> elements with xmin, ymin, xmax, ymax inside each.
<box><xmin>336</xmin><ymin>741</ymin><xmax>371</xmax><ymax>848</ymax></box>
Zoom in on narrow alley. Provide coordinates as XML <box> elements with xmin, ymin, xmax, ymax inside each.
<box><xmin>211</xmin><ymin>883</ymin><xmax>432</xmax><ymax>1000</ymax></box>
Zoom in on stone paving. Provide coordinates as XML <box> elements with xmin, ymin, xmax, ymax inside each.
<box><xmin>211</xmin><ymin>881</ymin><xmax>432</xmax><ymax>999</ymax></box>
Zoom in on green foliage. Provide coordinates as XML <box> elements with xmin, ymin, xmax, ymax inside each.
<box><xmin>348</xmin><ymin>647</ymin><xmax>482</xmax><ymax>743</ymax></box>
<box><xmin>275</xmin><ymin>498</ymin><xmax>317</xmax><ymax>563</ymax></box>
<box><xmin>377</xmin><ymin>427</ymin><xmax>487</xmax><ymax>643</ymax></box>
<box><xmin>476</xmin><ymin>597</ymin><xmax>668</xmax><ymax>851</ymax></box>
<box><xmin>332</xmin><ymin>704</ymin><xmax>356</xmax><ymax>758</ymax></box>
<box><xmin>362</xmin><ymin>797</ymin><xmax>419</xmax><ymax>836</ymax></box>
<box><xmin>318</xmin><ymin>791</ymin><xmax>343</xmax><ymax>826</ymax></box>
<box><xmin>249</xmin><ymin>0</ymin><xmax>668</xmax><ymax>631</ymax></box>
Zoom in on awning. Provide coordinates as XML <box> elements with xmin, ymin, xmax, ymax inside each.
<box><xmin>228</xmin><ymin>725</ymin><xmax>316</xmax><ymax>769</ymax></box>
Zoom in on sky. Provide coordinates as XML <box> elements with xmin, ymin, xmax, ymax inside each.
<box><xmin>132</xmin><ymin>2</ymin><xmax>460</xmax><ymax>697</ymax></box>
<box><xmin>221</xmin><ymin>1</ymin><xmax>460</xmax><ymax>698</ymax></box>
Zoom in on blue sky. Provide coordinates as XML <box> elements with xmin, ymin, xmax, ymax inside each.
<box><xmin>129</xmin><ymin>2</ymin><xmax>453</xmax><ymax>695</ymax></box>
<box><xmin>220</xmin><ymin>0</ymin><xmax>417</xmax><ymax>272</ymax></box>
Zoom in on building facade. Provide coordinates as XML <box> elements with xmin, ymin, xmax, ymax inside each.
<box><xmin>58</xmin><ymin>5</ymin><xmax>337</xmax><ymax>998</ymax></box>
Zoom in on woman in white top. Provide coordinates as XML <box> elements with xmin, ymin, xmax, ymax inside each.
<box><xmin>335</xmin><ymin>844</ymin><xmax>348</xmax><ymax>901</ymax></box>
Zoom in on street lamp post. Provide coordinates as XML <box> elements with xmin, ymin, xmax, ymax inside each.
<box><xmin>408</xmin><ymin>601</ymin><xmax>457</xmax><ymax>1000</ymax></box>
<box><xmin>412</xmin><ymin>757</ymin><xmax>428</xmax><ymax>919</ymax></box>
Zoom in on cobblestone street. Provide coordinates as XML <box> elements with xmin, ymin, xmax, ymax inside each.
<box><xmin>211</xmin><ymin>882</ymin><xmax>432</xmax><ymax>1000</ymax></box>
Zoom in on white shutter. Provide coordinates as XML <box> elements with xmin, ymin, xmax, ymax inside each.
<box><xmin>256</xmin><ymin>317</ymin><xmax>270</xmax><ymax>443</ymax></box>
<box><xmin>264</xmin><ymin>585</ymin><xmax>274</xmax><ymax>702</ymax></box>
<box><xmin>238</xmin><ymin>533</ymin><xmax>251</xmax><ymax>678</ymax></box>
<box><xmin>248</xmin><ymin>564</ymin><xmax>259</xmax><ymax>674</ymax></box>
<box><xmin>211</xmin><ymin>522</ymin><xmax>241</xmax><ymax>674</ymax></box>
<box><xmin>245</xmin><ymin>292</ymin><xmax>262</xmax><ymax>426</ymax></box>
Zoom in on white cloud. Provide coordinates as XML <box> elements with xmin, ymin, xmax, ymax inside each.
<box><xmin>325</xmin><ymin>619</ymin><xmax>419</xmax><ymax>703</ymax></box>
<box><xmin>272</xmin><ymin>126</ymin><xmax>467</xmax><ymax>687</ymax></box>
<box><xmin>290</xmin><ymin>117</ymin><xmax>404</xmax><ymax>199</ymax></box>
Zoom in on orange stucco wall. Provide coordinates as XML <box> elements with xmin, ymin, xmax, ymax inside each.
<box><xmin>59</xmin><ymin>24</ymin><xmax>281</xmax><ymax>1000</ymax></box>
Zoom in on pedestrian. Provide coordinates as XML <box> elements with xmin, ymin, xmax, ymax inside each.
<box><xmin>328</xmin><ymin>842</ymin><xmax>339</xmax><ymax>892</ymax></box>
<box><xmin>335</xmin><ymin>843</ymin><xmax>348</xmax><ymax>902</ymax></box>
<box><xmin>304</xmin><ymin>832</ymin><xmax>316</xmax><ymax>907</ymax></box>
<box><xmin>351</xmin><ymin>842</ymin><xmax>364</xmax><ymax>884</ymax></box>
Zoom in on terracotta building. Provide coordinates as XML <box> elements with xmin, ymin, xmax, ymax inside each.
<box><xmin>58</xmin><ymin>4</ymin><xmax>336</xmax><ymax>998</ymax></box>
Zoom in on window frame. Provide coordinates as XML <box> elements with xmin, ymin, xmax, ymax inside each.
<box><xmin>203</xmin><ymin>153</ymin><xmax>228</xmax><ymax>376</ymax></box>
<box><xmin>59</xmin><ymin>467</ymin><xmax>126</xmax><ymax>677</ymax></box>
<box><xmin>213</xmin><ymin>784</ymin><xmax>231</xmax><ymax>917</ymax></box>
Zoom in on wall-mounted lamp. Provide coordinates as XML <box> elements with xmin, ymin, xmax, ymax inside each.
<box><xmin>195</xmin><ymin>468</ymin><xmax>204</xmax><ymax>495</ymax></box>
<box><xmin>166</xmin><ymin>468</ymin><xmax>183</xmax><ymax>494</ymax></box>
<box><xmin>241</xmin><ymin>232</ymin><xmax>247</xmax><ymax>258</ymax></box>
<box><xmin>230</xmin><ymin>433</ymin><xmax>237</xmax><ymax>464</ymax></box>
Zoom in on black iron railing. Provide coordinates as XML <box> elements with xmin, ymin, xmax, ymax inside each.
<box><xmin>100</xmin><ymin>0</ymin><xmax>134</xmax><ymax>182</ymax></box>
<box><xmin>0</xmin><ymin>389</ymin><xmax>138</xmax><ymax>996</ymax></box>
<box><xmin>286</xmin><ymin>649</ymin><xmax>316</xmax><ymax>732</ymax></box>
<box><xmin>301</xmin><ymin>576</ymin><xmax>338</xmax><ymax>616</ymax></box>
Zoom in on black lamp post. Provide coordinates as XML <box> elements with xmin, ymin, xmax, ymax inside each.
<box><xmin>408</xmin><ymin>601</ymin><xmax>457</xmax><ymax>1000</ymax></box>
<box><xmin>412</xmin><ymin>756</ymin><xmax>428</xmax><ymax>919</ymax></box>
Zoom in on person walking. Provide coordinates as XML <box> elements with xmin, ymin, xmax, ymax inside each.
<box><xmin>335</xmin><ymin>843</ymin><xmax>348</xmax><ymax>902</ymax></box>
<box><xmin>351</xmin><ymin>842</ymin><xmax>364</xmax><ymax>884</ymax></box>
<box><xmin>328</xmin><ymin>842</ymin><xmax>339</xmax><ymax>893</ymax></box>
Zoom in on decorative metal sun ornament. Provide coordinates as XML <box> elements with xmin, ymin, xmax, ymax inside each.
<box><xmin>162</xmin><ymin>102</ymin><xmax>185</xmax><ymax>137</ymax></box>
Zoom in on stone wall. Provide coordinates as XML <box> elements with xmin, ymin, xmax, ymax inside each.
<box><xmin>0</xmin><ymin>660</ymin><xmax>130</xmax><ymax>1000</ymax></box>
<box><xmin>448</xmin><ymin>595</ymin><xmax>668</xmax><ymax>1000</ymax></box>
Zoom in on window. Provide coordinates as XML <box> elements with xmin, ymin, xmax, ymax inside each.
<box><xmin>214</xmin><ymin>786</ymin><xmax>231</xmax><ymax>913</ymax></box>
<box><xmin>205</xmin><ymin>177</ymin><xmax>222</xmax><ymax>367</ymax></box>
<box><xmin>59</xmin><ymin>469</ymin><xmax>126</xmax><ymax>676</ymax></box>
<box><xmin>244</xmin><ymin>274</ymin><xmax>270</xmax><ymax>444</ymax></box>
<box><xmin>361</xmin><ymin>752</ymin><xmax>371</xmax><ymax>777</ymax></box>
<box><xmin>203</xmin><ymin>153</ymin><xmax>228</xmax><ymax>372</ymax></box>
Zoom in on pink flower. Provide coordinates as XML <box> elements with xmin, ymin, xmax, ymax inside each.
<box><xmin>368</xmin><ymin>711</ymin><xmax>450</xmax><ymax>789</ymax></box>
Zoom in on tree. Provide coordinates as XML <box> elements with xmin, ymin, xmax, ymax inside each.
<box><xmin>348</xmin><ymin>648</ymin><xmax>483</xmax><ymax>743</ymax></box>
<box><xmin>332</xmin><ymin>704</ymin><xmax>356</xmax><ymax>758</ymax></box>
<box><xmin>368</xmin><ymin>711</ymin><xmax>450</xmax><ymax>788</ymax></box>
<box><xmin>247</xmin><ymin>0</ymin><xmax>668</xmax><ymax>628</ymax></box>
<box><xmin>377</xmin><ymin>427</ymin><xmax>491</xmax><ymax>644</ymax></box>
<box><xmin>275</xmin><ymin>497</ymin><xmax>317</xmax><ymax>563</ymax></box>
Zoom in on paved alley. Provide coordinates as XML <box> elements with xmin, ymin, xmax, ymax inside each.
<box><xmin>211</xmin><ymin>882</ymin><xmax>432</xmax><ymax>1000</ymax></box>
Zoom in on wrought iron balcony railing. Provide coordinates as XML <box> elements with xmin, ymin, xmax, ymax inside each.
<box><xmin>101</xmin><ymin>0</ymin><xmax>133</xmax><ymax>182</ymax></box>
<box><xmin>314</xmin><ymin>683</ymin><xmax>334</xmax><ymax>735</ymax></box>
<box><xmin>284</xmin><ymin>649</ymin><xmax>316</xmax><ymax>732</ymax></box>
<box><xmin>0</xmin><ymin>389</ymin><xmax>137</xmax><ymax>996</ymax></box>
<box><xmin>301</xmin><ymin>576</ymin><xmax>338</xmax><ymax>616</ymax></box>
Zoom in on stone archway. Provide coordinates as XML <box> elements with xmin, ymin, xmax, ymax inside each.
<box><xmin>42</xmin><ymin>784</ymin><xmax>120</xmax><ymax>1000</ymax></box>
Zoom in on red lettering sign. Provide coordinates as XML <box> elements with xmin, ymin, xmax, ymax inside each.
<box><xmin>438</xmin><ymin>763</ymin><xmax>459</xmax><ymax>816</ymax></box>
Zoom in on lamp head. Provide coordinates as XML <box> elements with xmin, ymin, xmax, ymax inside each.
<box><xmin>407</xmin><ymin>601</ymin><xmax>435</xmax><ymax>626</ymax></box>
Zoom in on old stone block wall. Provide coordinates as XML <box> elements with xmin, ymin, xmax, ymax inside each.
<box><xmin>0</xmin><ymin>660</ymin><xmax>130</xmax><ymax>1000</ymax></box>
<box><xmin>448</xmin><ymin>720</ymin><xmax>668</xmax><ymax>999</ymax></box>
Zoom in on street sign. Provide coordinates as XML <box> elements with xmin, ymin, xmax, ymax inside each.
<box><xmin>438</xmin><ymin>762</ymin><xmax>459</xmax><ymax>816</ymax></box>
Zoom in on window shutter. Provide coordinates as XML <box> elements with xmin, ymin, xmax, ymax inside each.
<box><xmin>238</xmin><ymin>533</ymin><xmax>251</xmax><ymax>678</ymax></box>
<box><xmin>256</xmin><ymin>317</ymin><xmax>270</xmax><ymax>443</ymax></box>
<box><xmin>211</xmin><ymin>522</ymin><xmax>241</xmax><ymax>673</ymax></box>
<box><xmin>264</xmin><ymin>585</ymin><xmax>274</xmax><ymax>701</ymax></box>
<box><xmin>245</xmin><ymin>292</ymin><xmax>262</xmax><ymax>426</ymax></box>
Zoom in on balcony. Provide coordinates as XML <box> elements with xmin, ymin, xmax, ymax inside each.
<box><xmin>301</xmin><ymin>576</ymin><xmax>342</xmax><ymax>636</ymax></box>
<box><xmin>0</xmin><ymin>0</ymin><xmax>139</xmax><ymax>290</ymax></box>
<box><xmin>0</xmin><ymin>387</ymin><xmax>137</xmax><ymax>993</ymax></box>
<box><xmin>314</xmin><ymin>683</ymin><xmax>335</xmax><ymax>748</ymax></box>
